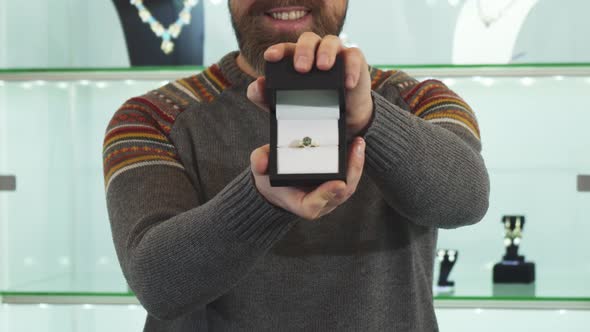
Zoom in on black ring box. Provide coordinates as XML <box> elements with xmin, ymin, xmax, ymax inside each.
<box><xmin>265</xmin><ymin>57</ymin><xmax>347</xmax><ymax>187</ymax></box>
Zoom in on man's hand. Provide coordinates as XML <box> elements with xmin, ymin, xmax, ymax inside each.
<box><xmin>250</xmin><ymin>140</ymin><xmax>365</xmax><ymax>221</ymax></box>
<box><xmin>246</xmin><ymin>33</ymin><xmax>371</xmax><ymax>221</ymax></box>
<box><xmin>247</xmin><ymin>32</ymin><xmax>374</xmax><ymax>138</ymax></box>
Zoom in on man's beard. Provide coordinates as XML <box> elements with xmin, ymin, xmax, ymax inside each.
<box><xmin>230</xmin><ymin>0</ymin><xmax>347</xmax><ymax>75</ymax></box>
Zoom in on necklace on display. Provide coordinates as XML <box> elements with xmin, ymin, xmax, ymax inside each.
<box><xmin>476</xmin><ymin>0</ymin><xmax>518</xmax><ymax>28</ymax></box>
<box><xmin>130</xmin><ymin>0</ymin><xmax>199</xmax><ymax>55</ymax></box>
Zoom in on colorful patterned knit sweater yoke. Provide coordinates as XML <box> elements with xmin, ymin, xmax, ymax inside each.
<box><xmin>103</xmin><ymin>51</ymin><xmax>489</xmax><ymax>331</ymax></box>
<box><xmin>103</xmin><ymin>63</ymin><xmax>231</xmax><ymax>192</ymax></box>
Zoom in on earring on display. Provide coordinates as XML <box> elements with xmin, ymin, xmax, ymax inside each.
<box><xmin>437</xmin><ymin>249</ymin><xmax>446</xmax><ymax>262</ymax></box>
<box><xmin>503</xmin><ymin>216</ymin><xmax>513</xmax><ymax>246</ymax></box>
<box><xmin>514</xmin><ymin>217</ymin><xmax>522</xmax><ymax>239</ymax></box>
<box><xmin>448</xmin><ymin>250</ymin><xmax>457</xmax><ymax>263</ymax></box>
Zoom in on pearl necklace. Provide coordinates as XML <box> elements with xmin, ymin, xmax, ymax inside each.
<box><xmin>477</xmin><ymin>0</ymin><xmax>518</xmax><ymax>28</ymax></box>
<box><xmin>130</xmin><ymin>0</ymin><xmax>199</xmax><ymax>55</ymax></box>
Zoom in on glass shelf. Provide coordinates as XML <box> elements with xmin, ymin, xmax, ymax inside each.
<box><xmin>2</xmin><ymin>304</ymin><xmax>588</xmax><ymax>332</ymax></box>
<box><xmin>1</xmin><ymin>63</ymin><xmax>590</xmax><ymax>79</ymax></box>
<box><xmin>2</xmin><ymin>62</ymin><xmax>590</xmax><ymax>73</ymax></box>
<box><xmin>1</xmin><ymin>0</ymin><xmax>589</xmax><ymax>68</ymax></box>
<box><xmin>0</xmin><ymin>303</ymin><xmax>147</xmax><ymax>332</ymax></box>
<box><xmin>1</xmin><ymin>67</ymin><xmax>589</xmax><ymax>306</ymax></box>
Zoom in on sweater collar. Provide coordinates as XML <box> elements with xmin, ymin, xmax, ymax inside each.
<box><xmin>217</xmin><ymin>51</ymin><xmax>257</xmax><ymax>88</ymax></box>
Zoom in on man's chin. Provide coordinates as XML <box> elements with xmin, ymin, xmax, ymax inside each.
<box><xmin>255</xmin><ymin>27</ymin><xmax>306</xmax><ymax>47</ymax></box>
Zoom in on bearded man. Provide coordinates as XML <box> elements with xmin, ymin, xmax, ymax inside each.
<box><xmin>103</xmin><ymin>1</ymin><xmax>490</xmax><ymax>331</ymax></box>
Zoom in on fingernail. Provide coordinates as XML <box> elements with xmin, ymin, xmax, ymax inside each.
<box><xmin>317</xmin><ymin>53</ymin><xmax>330</xmax><ymax>68</ymax></box>
<box><xmin>356</xmin><ymin>139</ymin><xmax>365</xmax><ymax>156</ymax></box>
<box><xmin>252</xmin><ymin>81</ymin><xmax>258</xmax><ymax>95</ymax></box>
<box><xmin>331</xmin><ymin>189</ymin><xmax>344</xmax><ymax>197</ymax></box>
<box><xmin>264</xmin><ymin>48</ymin><xmax>278</xmax><ymax>59</ymax></box>
<box><xmin>346</xmin><ymin>74</ymin><xmax>356</xmax><ymax>88</ymax></box>
<box><xmin>296</xmin><ymin>55</ymin><xmax>309</xmax><ymax>69</ymax></box>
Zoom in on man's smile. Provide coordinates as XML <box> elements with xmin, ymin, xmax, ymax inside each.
<box><xmin>264</xmin><ymin>6</ymin><xmax>313</xmax><ymax>31</ymax></box>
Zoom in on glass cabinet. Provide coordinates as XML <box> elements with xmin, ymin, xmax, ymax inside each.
<box><xmin>1</xmin><ymin>64</ymin><xmax>590</xmax><ymax>330</ymax></box>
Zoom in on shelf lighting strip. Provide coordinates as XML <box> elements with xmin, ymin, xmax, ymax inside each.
<box><xmin>434</xmin><ymin>298</ymin><xmax>590</xmax><ymax>311</ymax></box>
<box><xmin>0</xmin><ymin>294</ymin><xmax>140</xmax><ymax>305</ymax></box>
<box><xmin>1</xmin><ymin>66</ymin><xmax>590</xmax><ymax>82</ymax></box>
<box><xmin>2</xmin><ymin>295</ymin><xmax>590</xmax><ymax>310</ymax></box>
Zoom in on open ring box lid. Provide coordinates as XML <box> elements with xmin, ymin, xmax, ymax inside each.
<box><xmin>265</xmin><ymin>56</ymin><xmax>347</xmax><ymax>187</ymax></box>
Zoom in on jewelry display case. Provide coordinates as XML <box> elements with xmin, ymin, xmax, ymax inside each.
<box><xmin>2</xmin><ymin>0</ymin><xmax>590</xmax><ymax>329</ymax></box>
<box><xmin>112</xmin><ymin>0</ymin><xmax>205</xmax><ymax>65</ymax></box>
<box><xmin>2</xmin><ymin>0</ymin><xmax>590</xmax><ymax>69</ymax></box>
<box><xmin>1</xmin><ymin>64</ymin><xmax>590</xmax><ymax>329</ymax></box>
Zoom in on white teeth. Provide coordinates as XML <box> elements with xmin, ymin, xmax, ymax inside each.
<box><xmin>271</xmin><ymin>10</ymin><xmax>307</xmax><ymax>21</ymax></box>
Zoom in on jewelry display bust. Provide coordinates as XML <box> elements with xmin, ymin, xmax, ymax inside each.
<box><xmin>452</xmin><ymin>0</ymin><xmax>539</xmax><ymax>64</ymax></box>
<box><xmin>112</xmin><ymin>0</ymin><xmax>204</xmax><ymax>66</ymax></box>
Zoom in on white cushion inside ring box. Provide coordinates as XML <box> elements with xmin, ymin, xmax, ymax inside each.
<box><xmin>277</xmin><ymin>146</ymin><xmax>339</xmax><ymax>174</ymax></box>
<box><xmin>276</xmin><ymin>90</ymin><xmax>341</xmax><ymax>174</ymax></box>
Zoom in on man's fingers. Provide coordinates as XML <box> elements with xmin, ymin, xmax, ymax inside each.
<box><xmin>252</xmin><ymin>36</ymin><xmax>370</xmax><ymax>222</ymax></box>
<box><xmin>249</xmin><ymin>138</ymin><xmax>365</xmax><ymax>221</ymax></box>
<box><xmin>300</xmin><ymin>180</ymin><xmax>346</xmax><ymax>220</ymax></box>
<box><xmin>264</xmin><ymin>34</ymin><xmax>348</xmax><ymax>73</ymax></box>
<box><xmin>316</xmin><ymin>35</ymin><xmax>343</xmax><ymax>71</ymax></box>
<box><xmin>342</xmin><ymin>47</ymin><xmax>366</xmax><ymax>90</ymax></box>
<box><xmin>316</xmin><ymin>205</ymin><xmax>338</xmax><ymax>220</ymax></box>
<box><xmin>250</xmin><ymin>144</ymin><xmax>270</xmax><ymax>176</ymax></box>
<box><xmin>319</xmin><ymin>137</ymin><xmax>366</xmax><ymax>210</ymax></box>
<box><xmin>294</xmin><ymin>32</ymin><xmax>322</xmax><ymax>73</ymax></box>
<box><xmin>264</xmin><ymin>43</ymin><xmax>297</xmax><ymax>62</ymax></box>
<box><xmin>246</xmin><ymin>77</ymin><xmax>269</xmax><ymax>111</ymax></box>
<box><xmin>342</xmin><ymin>137</ymin><xmax>366</xmax><ymax>199</ymax></box>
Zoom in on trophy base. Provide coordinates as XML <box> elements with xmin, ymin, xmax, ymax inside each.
<box><xmin>435</xmin><ymin>285</ymin><xmax>456</xmax><ymax>295</ymax></box>
<box><xmin>437</xmin><ymin>280</ymin><xmax>455</xmax><ymax>287</ymax></box>
<box><xmin>493</xmin><ymin>283</ymin><xmax>536</xmax><ymax>297</ymax></box>
<box><xmin>493</xmin><ymin>261</ymin><xmax>535</xmax><ymax>283</ymax></box>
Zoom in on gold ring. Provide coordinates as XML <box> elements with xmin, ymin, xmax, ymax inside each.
<box><xmin>297</xmin><ymin>136</ymin><xmax>319</xmax><ymax>148</ymax></box>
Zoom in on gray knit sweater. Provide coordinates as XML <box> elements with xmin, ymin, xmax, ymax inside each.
<box><xmin>103</xmin><ymin>52</ymin><xmax>489</xmax><ymax>331</ymax></box>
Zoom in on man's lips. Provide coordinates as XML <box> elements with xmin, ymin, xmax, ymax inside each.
<box><xmin>265</xmin><ymin>7</ymin><xmax>311</xmax><ymax>21</ymax></box>
<box><xmin>263</xmin><ymin>7</ymin><xmax>313</xmax><ymax>31</ymax></box>
<box><xmin>266</xmin><ymin>6</ymin><xmax>310</xmax><ymax>14</ymax></box>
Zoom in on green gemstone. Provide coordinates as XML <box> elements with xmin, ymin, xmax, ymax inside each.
<box><xmin>302</xmin><ymin>137</ymin><xmax>312</xmax><ymax>147</ymax></box>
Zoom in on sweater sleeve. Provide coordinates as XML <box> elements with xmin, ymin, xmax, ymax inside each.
<box><xmin>103</xmin><ymin>98</ymin><xmax>298</xmax><ymax>320</ymax></box>
<box><xmin>363</xmin><ymin>73</ymin><xmax>490</xmax><ymax>229</ymax></box>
